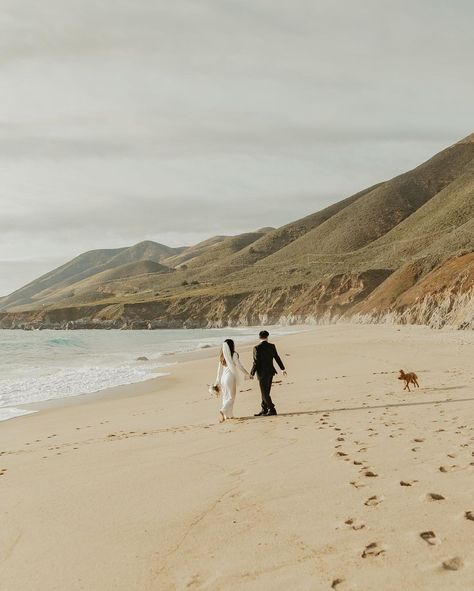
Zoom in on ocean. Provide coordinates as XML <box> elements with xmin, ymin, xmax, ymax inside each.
<box><xmin>0</xmin><ymin>327</ymin><xmax>299</xmax><ymax>421</ymax></box>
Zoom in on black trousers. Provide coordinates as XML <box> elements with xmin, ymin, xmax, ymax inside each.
<box><xmin>258</xmin><ymin>373</ymin><xmax>275</xmax><ymax>411</ymax></box>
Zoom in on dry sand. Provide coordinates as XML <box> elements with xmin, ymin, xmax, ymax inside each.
<box><xmin>1</xmin><ymin>324</ymin><xmax>473</xmax><ymax>590</ymax></box>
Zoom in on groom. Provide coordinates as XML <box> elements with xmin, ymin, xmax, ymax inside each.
<box><xmin>250</xmin><ymin>330</ymin><xmax>287</xmax><ymax>416</ymax></box>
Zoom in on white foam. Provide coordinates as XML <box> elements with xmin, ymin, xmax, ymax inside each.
<box><xmin>0</xmin><ymin>407</ymin><xmax>37</xmax><ymax>422</ymax></box>
<box><xmin>0</xmin><ymin>366</ymin><xmax>160</xmax><ymax>408</ymax></box>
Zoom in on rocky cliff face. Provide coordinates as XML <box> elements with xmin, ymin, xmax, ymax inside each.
<box><xmin>350</xmin><ymin>253</ymin><xmax>474</xmax><ymax>329</ymax></box>
<box><xmin>353</xmin><ymin>288</ymin><xmax>473</xmax><ymax>329</ymax></box>
<box><xmin>1</xmin><ymin>256</ymin><xmax>471</xmax><ymax>330</ymax></box>
<box><xmin>0</xmin><ymin>270</ymin><xmax>388</xmax><ymax>330</ymax></box>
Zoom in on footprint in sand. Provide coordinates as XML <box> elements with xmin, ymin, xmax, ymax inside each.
<box><xmin>331</xmin><ymin>578</ymin><xmax>345</xmax><ymax>590</ymax></box>
<box><xmin>344</xmin><ymin>518</ymin><xmax>366</xmax><ymax>531</ymax></box>
<box><xmin>464</xmin><ymin>511</ymin><xmax>474</xmax><ymax>521</ymax></box>
<box><xmin>427</xmin><ymin>493</ymin><xmax>445</xmax><ymax>501</ymax></box>
<box><xmin>400</xmin><ymin>480</ymin><xmax>418</xmax><ymax>487</ymax></box>
<box><xmin>350</xmin><ymin>480</ymin><xmax>368</xmax><ymax>489</ymax></box>
<box><xmin>442</xmin><ymin>557</ymin><xmax>463</xmax><ymax>571</ymax></box>
<box><xmin>0</xmin><ymin>468</ymin><xmax>7</xmax><ymax>476</ymax></box>
<box><xmin>420</xmin><ymin>531</ymin><xmax>438</xmax><ymax>546</ymax></box>
<box><xmin>364</xmin><ymin>495</ymin><xmax>382</xmax><ymax>506</ymax></box>
<box><xmin>361</xmin><ymin>542</ymin><xmax>385</xmax><ymax>558</ymax></box>
<box><xmin>364</xmin><ymin>470</ymin><xmax>378</xmax><ymax>478</ymax></box>
<box><xmin>439</xmin><ymin>465</ymin><xmax>460</xmax><ymax>473</ymax></box>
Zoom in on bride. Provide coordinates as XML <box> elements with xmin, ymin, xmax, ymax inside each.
<box><xmin>215</xmin><ymin>339</ymin><xmax>250</xmax><ymax>422</ymax></box>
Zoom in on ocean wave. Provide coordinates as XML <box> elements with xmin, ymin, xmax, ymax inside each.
<box><xmin>0</xmin><ymin>326</ymin><xmax>303</xmax><ymax>420</ymax></box>
<box><xmin>45</xmin><ymin>337</ymin><xmax>86</xmax><ymax>348</ymax></box>
<box><xmin>0</xmin><ymin>366</ymin><xmax>164</xmax><ymax>408</ymax></box>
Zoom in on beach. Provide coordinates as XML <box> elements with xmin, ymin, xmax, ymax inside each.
<box><xmin>1</xmin><ymin>324</ymin><xmax>473</xmax><ymax>590</ymax></box>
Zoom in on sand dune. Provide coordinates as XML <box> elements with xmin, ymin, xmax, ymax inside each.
<box><xmin>0</xmin><ymin>325</ymin><xmax>473</xmax><ymax>590</ymax></box>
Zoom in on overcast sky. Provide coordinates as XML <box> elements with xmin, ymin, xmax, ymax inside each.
<box><xmin>1</xmin><ymin>0</ymin><xmax>473</xmax><ymax>295</ymax></box>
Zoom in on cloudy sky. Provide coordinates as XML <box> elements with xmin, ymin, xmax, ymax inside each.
<box><xmin>0</xmin><ymin>0</ymin><xmax>473</xmax><ymax>295</ymax></box>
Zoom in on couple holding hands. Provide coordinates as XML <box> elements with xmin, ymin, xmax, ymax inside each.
<box><xmin>214</xmin><ymin>330</ymin><xmax>287</xmax><ymax>422</ymax></box>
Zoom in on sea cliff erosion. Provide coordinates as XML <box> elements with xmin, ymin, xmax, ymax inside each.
<box><xmin>1</xmin><ymin>255</ymin><xmax>472</xmax><ymax>330</ymax></box>
<box><xmin>1</xmin><ymin>135</ymin><xmax>473</xmax><ymax>331</ymax></box>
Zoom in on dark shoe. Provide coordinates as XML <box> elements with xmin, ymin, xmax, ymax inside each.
<box><xmin>254</xmin><ymin>410</ymin><xmax>267</xmax><ymax>416</ymax></box>
<box><xmin>265</xmin><ymin>409</ymin><xmax>277</xmax><ymax>416</ymax></box>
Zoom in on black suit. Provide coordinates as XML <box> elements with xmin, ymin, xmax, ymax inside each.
<box><xmin>250</xmin><ymin>340</ymin><xmax>285</xmax><ymax>412</ymax></box>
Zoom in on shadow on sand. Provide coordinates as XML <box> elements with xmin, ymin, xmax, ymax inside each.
<box><xmin>235</xmin><ymin>394</ymin><xmax>474</xmax><ymax>421</ymax></box>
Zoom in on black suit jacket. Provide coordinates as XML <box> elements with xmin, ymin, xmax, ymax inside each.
<box><xmin>250</xmin><ymin>341</ymin><xmax>285</xmax><ymax>377</ymax></box>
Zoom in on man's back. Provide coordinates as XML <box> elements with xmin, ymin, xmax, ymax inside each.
<box><xmin>251</xmin><ymin>341</ymin><xmax>285</xmax><ymax>376</ymax></box>
<box><xmin>251</xmin><ymin>332</ymin><xmax>286</xmax><ymax>416</ymax></box>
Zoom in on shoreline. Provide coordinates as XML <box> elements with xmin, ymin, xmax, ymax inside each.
<box><xmin>0</xmin><ymin>322</ymin><xmax>453</xmax><ymax>427</ymax></box>
<box><xmin>14</xmin><ymin>343</ymin><xmax>226</xmax><ymax>418</ymax></box>
<box><xmin>4</xmin><ymin>326</ymin><xmax>307</xmax><ymax>423</ymax></box>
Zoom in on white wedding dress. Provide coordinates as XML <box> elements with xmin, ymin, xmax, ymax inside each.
<box><xmin>216</xmin><ymin>346</ymin><xmax>250</xmax><ymax>420</ymax></box>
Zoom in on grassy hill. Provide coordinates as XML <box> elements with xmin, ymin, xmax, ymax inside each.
<box><xmin>256</xmin><ymin>136</ymin><xmax>474</xmax><ymax>270</ymax></box>
<box><xmin>1</xmin><ymin>134</ymin><xmax>473</xmax><ymax>329</ymax></box>
<box><xmin>162</xmin><ymin>230</ymin><xmax>271</xmax><ymax>271</ymax></box>
<box><xmin>30</xmin><ymin>260</ymin><xmax>172</xmax><ymax>308</ymax></box>
<box><xmin>0</xmin><ymin>241</ymin><xmax>179</xmax><ymax>310</ymax></box>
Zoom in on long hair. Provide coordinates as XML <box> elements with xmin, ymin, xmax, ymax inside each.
<box><xmin>219</xmin><ymin>339</ymin><xmax>235</xmax><ymax>366</ymax></box>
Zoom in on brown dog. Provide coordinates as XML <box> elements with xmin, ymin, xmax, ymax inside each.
<box><xmin>398</xmin><ymin>369</ymin><xmax>419</xmax><ymax>392</ymax></box>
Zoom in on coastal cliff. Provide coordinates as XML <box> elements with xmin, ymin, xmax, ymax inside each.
<box><xmin>1</xmin><ymin>254</ymin><xmax>472</xmax><ymax>330</ymax></box>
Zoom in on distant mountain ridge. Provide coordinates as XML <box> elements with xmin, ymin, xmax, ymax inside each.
<box><xmin>1</xmin><ymin>134</ymin><xmax>473</xmax><ymax>329</ymax></box>
<box><xmin>0</xmin><ymin>241</ymin><xmax>180</xmax><ymax>310</ymax></box>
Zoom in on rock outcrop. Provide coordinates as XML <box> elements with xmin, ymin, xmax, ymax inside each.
<box><xmin>351</xmin><ymin>253</ymin><xmax>474</xmax><ymax>329</ymax></box>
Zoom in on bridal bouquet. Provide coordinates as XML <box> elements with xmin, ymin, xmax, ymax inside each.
<box><xmin>208</xmin><ymin>383</ymin><xmax>221</xmax><ymax>397</ymax></box>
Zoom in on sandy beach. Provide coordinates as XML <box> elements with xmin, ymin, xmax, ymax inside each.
<box><xmin>1</xmin><ymin>324</ymin><xmax>473</xmax><ymax>590</ymax></box>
